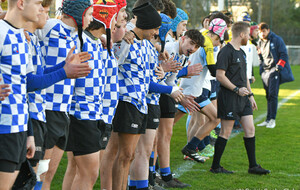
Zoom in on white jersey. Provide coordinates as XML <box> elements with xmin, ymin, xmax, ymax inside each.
<box><xmin>36</xmin><ymin>19</ymin><xmax>78</xmax><ymax>112</ymax></box>
<box><xmin>180</xmin><ymin>47</ymin><xmax>208</xmax><ymax>97</ymax></box>
<box><xmin>0</xmin><ymin>20</ymin><xmax>31</xmax><ymax>134</ymax></box>
<box><xmin>162</xmin><ymin>41</ymin><xmax>186</xmax><ymax>87</ymax></box>
<box><xmin>241</xmin><ymin>41</ymin><xmax>259</xmax><ymax>79</ymax></box>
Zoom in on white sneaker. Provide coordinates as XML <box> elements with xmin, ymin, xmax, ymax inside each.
<box><xmin>266</xmin><ymin>119</ymin><xmax>276</xmax><ymax>128</ymax></box>
<box><xmin>257</xmin><ymin>121</ymin><xmax>269</xmax><ymax>127</ymax></box>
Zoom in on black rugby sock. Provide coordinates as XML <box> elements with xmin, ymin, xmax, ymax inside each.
<box><xmin>211</xmin><ymin>136</ymin><xmax>227</xmax><ymax>169</ymax></box>
<box><xmin>244</xmin><ymin>136</ymin><xmax>258</xmax><ymax>168</ymax></box>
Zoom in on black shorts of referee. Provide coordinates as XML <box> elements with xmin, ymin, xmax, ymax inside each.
<box><xmin>217</xmin><ymin>87</ymin><xmax>253</xmax><ymax>120</ymax></box>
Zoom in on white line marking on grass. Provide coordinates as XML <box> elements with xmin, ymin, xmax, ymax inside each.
<box><xmin>173</xmin><ymin>90</ymin><xmax>300</xmax><ymax>178</ymax></box>
<box><xmin>254</xmin><ymin>90</ymin><xmax>300</xmax><ymax>123</ymax></box>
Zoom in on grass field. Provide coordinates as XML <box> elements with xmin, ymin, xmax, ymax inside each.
<box><xmin>52</xmin><ymin>65</ymin><xmax>300</xmax><ymax>190</ymax></box>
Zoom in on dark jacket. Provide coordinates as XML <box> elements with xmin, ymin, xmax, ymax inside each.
<box><xmin>259</xmin><ymin>31</ymin><xmax>294</xmax><ymax>84</ymax></box>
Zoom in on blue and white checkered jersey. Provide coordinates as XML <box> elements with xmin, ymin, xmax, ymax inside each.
<box><xmin>102</xmin><ymin>48</ymin><xmax>119</xmax><ymax>124</ymax></box>
<box><xmin>36</xmin><ymin>19</ymin><xmax>78</xmax><ymax>112</ymax></box>
<box><xmin>114</xmin><ymin>39</ymin><xmax>150</xmax><ymax>114</ymax></box>
<box><xmin>70</xmin><ymin>31</ymin><xmax>105</xmax><ymax>120</ymax></box>
<box><xmin>145</xmin><ymin>40</ymin><xmax>160</xmax><ymax>105</ymax></box>
<box><xmin>27</xmin><ymin>32</ymin><xmax>46</xmax><ymax>123</ymax></box>
<box><xmin>180</xmin><ymin>47</ymin><xmax>208</xmax><ymax>97</ymax></box>
<box><xmin>161</xmin><ymin>41</ymin><xmax>186</xmax><ymax>87</ymax></box>
<box><xmin>0</xmin><ymin>20</ymin><xmax>31</xmax><ymax>134</ymax></box>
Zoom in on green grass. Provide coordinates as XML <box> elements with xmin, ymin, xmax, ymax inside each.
<box><xmin>52</xmin><ymin>65</ymin><xmax>300</xmax><ymax>189</ymax></box>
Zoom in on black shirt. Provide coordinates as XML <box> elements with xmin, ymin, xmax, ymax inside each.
<box><xmin>216</xmin><ymin>43</ymin><xmax>247</xmax><ymax>88</ymax></box>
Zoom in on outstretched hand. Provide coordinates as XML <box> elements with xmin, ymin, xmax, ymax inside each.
<box><xmin>180</xmin><ymin>95</ymin><xmax>201</xmax><ymax>113</ymax></box>
<box><xmin>170</xmin><ymin>88</ymin><xmax>185</xmax><ymax>102</ymax></box>
<box><xmin>186</xmin><ymin>62</ymin><xmax>203</xmax><ymax>77</ymax></box>
<box><xmin>155</xmin><ymin>64</ymin><xmax>165</xmax><ymax>80</ymax></box>
<box><xmin>64</xmin><ymin>46</ymin><xmax>92</xmax><ymax>79</ymax></box>
<box><xmin>161</xmin><ymin>56</ymin><xmax>183</xmax><ymax>73</ymax></box>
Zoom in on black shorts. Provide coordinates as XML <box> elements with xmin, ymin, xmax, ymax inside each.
<box><xmin>68</xmin><ymin>115</ymin><xmax>105</xmax><ymax>156</ymax></box>
<box><xmin>159</xmin><ymin>94</ymin><xmax>176</xmax><ymax>118</ymax></box>
<box><xmin>45</xmin><ymin>110</ymin><xmax>70</xmax><ymax>150</ymax></box>
<box><xmin>100</xmin><ymin>123</ymin><xmax>112</xmax><ymax>150</ymax></box>
<box><xmin>29</xmin><ymin>119</ymin><xmax>47</xmax><ymax>167</ymax></box>
<box><xmin>0</xmin><ymin>131</ymin><xmax>27</xmax><ymax>172</ymax></box>
<box><xmin>113</xmin><ymin>101</ymin><xmax>148</xmax><ymax>134</ymax></box>
<box><xmin>146</xmin><ymin>104</ymin><xmax>160</xmax><ymax>130</ymax></box>
<box><xmin>217</xmin><ymin>87</ymin><xmax>253</xmax><ymax>120</ymax></box>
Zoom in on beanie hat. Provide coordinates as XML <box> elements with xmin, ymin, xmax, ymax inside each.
<box><xmin>115</xmin><ymin>0</ymin><xmax>127</xmax><ymax>13</ymax></box>
<box><xmin>93</xmin><ymin>0</ymin><xmax>118</xmax><ymax>56</ymax></box>
<box><xmin>209</xmin><ymin>18</ymin><xmax>227</xmax><ymax>41</ymax></box>
<box><xmin>242</xmin><ymin>11</ymin><xmax>251</xmax><ymax>22</ymax></box>
<box><xmin>159</xmin><ymin>13</ymin><xmax>172</xmax><ymax>52</ymax></box>
<box><xmin>170</xmin><ymin>8</ymin><xmax>188</xmax><ymax>32</ymax></box>
<box><xmin>62</xmin><ymin>0</ymin><xmax>93</xmax><ymax>51</ymax></box>
<box><xmin>132</xmin><ymin>2</ymin><xmax>161</xmax><ymax>30</ymax></box>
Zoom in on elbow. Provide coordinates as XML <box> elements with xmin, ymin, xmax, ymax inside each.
<box><xmin>216</xmin><ymin>71</ymin><xmax>221</xmax><ymax>82</ymax></box>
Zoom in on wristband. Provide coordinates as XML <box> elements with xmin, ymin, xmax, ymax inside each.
<box><xmin>248</xmin><ymin>93</ymin><xmax>254</xmax><ymax>97</ymax></box>
<box><xmin>233</xmin><ymin>86</ymin><xmax>239</xmax><ymax>94</ymax></box>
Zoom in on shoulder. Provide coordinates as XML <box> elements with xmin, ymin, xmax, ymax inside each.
<box><xmin>165</xmin><ymin>41</ymin><xmax>177</xmax><ymax>56</ymax></box>
<box><xmin>113</xmin><ymin>40</ymin><xmax>131</xmax><ymax>62</ymax></box>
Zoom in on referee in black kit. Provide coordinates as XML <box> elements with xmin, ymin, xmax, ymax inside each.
<box><xmin>210</xmin><ymin>21</ymin><xmax>270</xmax><ymax>175</ymax></box>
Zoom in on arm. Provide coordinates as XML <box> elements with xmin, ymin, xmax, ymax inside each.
<box><xmin>27</xmin><ymin>68</ymin><xmax>67</xmax><ymax>92</ymax></box>
<box><xmin>216</xmin><ymin>69</ymin><xmax>249</xmax><ymax>97</ymax></box>
<box><xmin>148</xmin><ymin>82</ymin><xmax>184</xmax><ymax>102</ymax></box>
<box><xmin>177</xmin><ymin>63</ymin><xmax>203</xmax><ymax>78</ymax></box>
<box><xmin>275</xmin><ymin>37</ymin><xmax>289</xmax><ymax>71</ymax></box>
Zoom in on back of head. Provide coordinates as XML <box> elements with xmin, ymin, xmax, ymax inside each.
<box><xmin>231</xmin><ymin>21</ymin><xmax>250</xmax><ymax>38</ymax></box>
<box><xmin>241</xmin><ymin>11</ymin><xmax>251</xmax><ymax>22</ymax></box>
<box><xmin>92</xmin><ymin>0</ymin><xmax>118</xmax><ymax>55</ymax></box>
<box><xmin>159</xmin><ymin>13</ymin><xmax>172</xmax><ymax>52</ymax></box>
<box><xmin>133</xmin><ymin>0</ymin><xmax>164</xmax><ymax>12</ymax></box>
<box><xmin>209</xmin><ymin>18</ymin><xmax>227</xmax><ymax>42</ymax></box>
<box><xmin>184</xmin><ymin>29</ymin><xmax>205</xmax><ymax>48</ymax></box>
<box><xmin>209</xmin><ymin>11</ymin><xmax>230</xmax><ymax>26</ymax></box>
<box><xmin>161</xmin><ymin>0</ymin><xmax>176</xmax><ymax>19</ymax></box>
<box><xmin>132</xmin><ymin>2</ymin><xmax>161</xmax><ymax>30</ymax></box>
<box><xmin>171</xmin><ymin>8</ymin><xmax>188</xmax><ymax>32</ymax></box>
<box><xmin>62</xmin><ymin>0</ymin><xmax>93</xmax><ymax>27</ymax></box>
<box><xmin>258</xmin><ymin>22</ymin><xmax>269</xmax><ymax>31</ymax></box>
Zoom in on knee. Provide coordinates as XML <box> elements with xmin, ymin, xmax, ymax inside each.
<box><xmin>219</xmin><ymin>128</ymin><xmax>231</xmax><ymax>139</ymax></box>
<box><xmin>118</xmin><ymin>150</ymin><xmax>135</xmax><ymax>163</ymax></box>
<box><xmin>244</xmin><ymin>127</ymin><xmax>255</xmax><ymax>137</ymax></box>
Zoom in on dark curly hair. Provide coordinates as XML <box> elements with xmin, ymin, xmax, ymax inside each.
<box><xmin>184</xmin><ymin>29</ymin><xmax>205</xmax><ymax>48</ymax></box>
<box><xmin>161</xmin><ymin>0</ymin><xmax>177</xmax><ymax>19</ymax></box>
